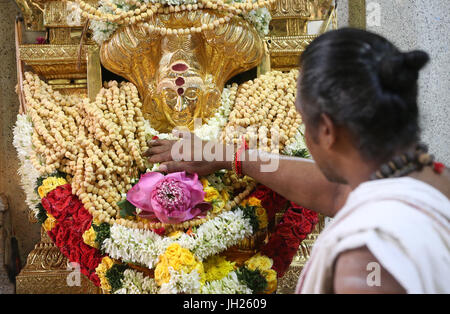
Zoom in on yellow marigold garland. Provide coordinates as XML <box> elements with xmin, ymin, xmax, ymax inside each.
<box><xmin>95</xmin><ymin>256</ymin><xmax>116</xmax><ymax>292</ymax></box>
<box><xmin>245</xmin><ymin>254</ymin><xmax>277</xmax><ymax>294</ymax></box>
<box><xmin>203</xmin><ymin>255</ymin><xmax>236</xmax><ymax>282</ymax></box>
<box><xmin>43</xmin><ymin>213</ymin><xmax>57</xmax><ymax>232</ymax></box>
<box><xmin>154</xmin><ymin>243</ymin><xmax>205</xmax><ymax>286</ymax></box>
<box><xmin>82</xmin><ymin>225</ymin><xmax>99</xmax><ymax>249</ymax></box>
<box><xmin>38</xmin><ymin>176</ymin><xmax>68</xmax><ymax>198</ymax></box>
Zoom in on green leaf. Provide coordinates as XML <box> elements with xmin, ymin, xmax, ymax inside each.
<box><xmin>236</xmin><ymin>267</ymin><xmax>267</xmax><ymax>293</ymax></box>
<box><xmin>291</xmin><ymin>148</ymin><xmax>310</xmax><ymax>159</ymax></box>
<box><xmin>105</xmin><ymin>264</ymin><xmax>128</xmax><ymax>293</ymax></box>
<box><xmin>242</xmin><ymin>205</ymin><xmax>259</xmax><ymax>232</ymax></box>
<box><xmin>36</xmin><ymin>203</ymin><xmax>47</xmax><ymax>225</ymax></box>
<box><xmin>117</xmin><ymin>199</ymin><xmax>136</xmax><ymax>218</ymax></box>
<box><xmin>92</xmin><ymin>222</ymin><xmax>111</xmax><ymax>252</ymax></box>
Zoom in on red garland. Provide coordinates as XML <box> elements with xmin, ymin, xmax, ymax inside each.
<box><xmin>42</xmin><ymin>184</ymin><xmax>104</xmax><ymax>286</ymax></box>
<box><xmin>250</xmin><ymin>184</ymin><xmax>288</xmax><ymax>222</ymax></box>
<box><xmin>260</xmin><ymin>202</ymin><xmax>318</xmax><ymax>277</ymax></box>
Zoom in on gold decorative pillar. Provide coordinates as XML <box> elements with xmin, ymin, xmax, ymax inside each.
<box><xmin>16</xmin><ymin>228</ymin><xmax>100</xmax><ymax>294</ymax></box>
<box><xmin>349</xmin><ymin>0</ymin><xmax>366</xmax><ymax>29</ymax></box>
<box><xmin>15</xmin><ymin>0</ymin><xmax>100</xmax><ymax>294</ymax></box>
<box><xmin>266</xmin><ymin>0</ymin><xmax>335</xmax><ymax>71</ymax></box>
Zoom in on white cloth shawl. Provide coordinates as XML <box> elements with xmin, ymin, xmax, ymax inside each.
<box><xmin>296</xmin><ymin>177</ymin><xmax>450</xmax><ymax>294</ymax></box>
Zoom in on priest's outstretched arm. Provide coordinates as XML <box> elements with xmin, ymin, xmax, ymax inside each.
<box><xmin>144</xmin><ymin>133</ymin><xmax>351</xmax><ymax>218</ymax></box>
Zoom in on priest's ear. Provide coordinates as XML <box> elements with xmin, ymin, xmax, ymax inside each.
<box><xmin>317</xmin><ymin>113</ymin><xmax>338</xmax><ymax>150</ymax></box>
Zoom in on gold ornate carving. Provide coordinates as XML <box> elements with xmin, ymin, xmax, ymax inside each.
<box><xmin>267</xmin><ymin>35</ymin><xmax>317</xmax><ymax>54</ymax></box>
<box><xmin>16</xmin><ymin>228</ymin><xmax>100</xmax><ymax>294</ymax></box>
<box><xmin>14</xmin><ymin>0</ymin><xmax>46</xmax><ymax>31</ymax></box>
<box><xmin>266</xmin><ymin>35</ymin><xmax>317</xmax><ymax>70</ymax></box>
<box><xmin>271</xmin><ymin>0</ymin><xmax>332</xmax><ymax>19</ymax></box>
<box><xmin>19</xmin><ymin>44</ymin><xmax>90</xmax><ymax>93</ymax></box>
<box><xmin>100</xmin><ymin>10</ymin><xmax>264</xmax><ymax>132</ymax></box>
<box><xmin>19</xmin><ymin>44</ymin><xmax>88</xmax><ymax>62</ymax></box>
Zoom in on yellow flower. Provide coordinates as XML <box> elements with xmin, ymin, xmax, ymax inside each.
<box><xmin>168</xmin><ymin>230</ymin><xmax>183</xmax><ymax>239</ymax></box>
<box><xmin>203</xmin><ymin>255</ymin><xmax>236</xmax><ymax>282</ymax></box>
<box><xmin>221</xmin><ymin>190</ymin><xmax>230</xmax><ymax>202</ymax></box>
<box><xmin>248</xmin><ymin>197</ymin><xmax>262</xmax><ymax>207</ymax></box>
<box><xmin>154</xmin><ymin>263</ymin><xmax>171</xmax><ymax>285</ymax></box>
<box><xmin>240</xmin><ymin>198</ymin><xmax>248</xmax><ymax>207</ymax></box>
<box><xmin>255</xmin><ymin>207</ymin><xmax>268</xmax><ymax>229</ymax></box>
<box><xmin>155</xmin><ymin>243</ymin><xmax>205</xmax><ymax>286</ymax></box>
<box><xmin>263</xmin><ymin>269</ymin><xmax>277</xmax><ymax>283</ymax></box>
<box><xmin>265</xmin><ymin>278</ymin><xmax>278</xmax><ymax>294</ymax></box>
<box><xmin>38</xmin><ymin>177</ymin><xmax>67</xmax><ymax>198</ymax></box>
<box><xmin>204</xmin><ymin>186</ymin><xmax>220</xmax><ymax>203</ymax></box>
<box><xmin>43</xmin><ymin>213</ymin><xmax>57</xmax><ymax>232</ymax></box>
<box><xmin>245</xmin><ymin>254</ymin><xmax>273</xmax><ymax>272</ymax></box>
<box><xmin>95</xmin><ymin>256</ymin><xmax>115</xmax><ymax>292</ymax></box>
<box><xmin>262</xmin><ymin>269</ymin><xmax>278</xmax><ymax>294</ymax></box>
<box><xmin>200</xmin><ymin>178</ymin><xmax>210</xmax><ymax>189</ymax></box>
<box><xmin>82</xmin><ymin>226</ymin><xmax>99</xmax><ymax>249</ymax></box>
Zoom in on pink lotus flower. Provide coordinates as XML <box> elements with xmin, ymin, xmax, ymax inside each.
<box><xmin>126</xmin><ymin>171</ymin><xmax>211</xmax><ymax>224</ymax></box>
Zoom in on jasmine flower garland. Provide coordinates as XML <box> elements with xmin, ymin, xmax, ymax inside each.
<box><xmin>201</xmin><ymin>271</ymin><xmax>253</xmax><ymax>294</ymax></box>
<box><xmin>114</xmin><ymin>269</ymin><xmax>159</xmax><ymax>294</ymax></box>
<box><xmin>12</xmin><ymin>114</ymin><xmax>42</xmax><ymax>218</ymax></box>
<box><xmin>158</xmin><ymin>267</ymin><xmax>202</xmax><ymax>294</ymax></box>
<box><xmin>283</xmin><ymin>125</ymin><xmax>310</xmax><ymax>157</ymax></box>
<box><xmin>86</xmin><ymin>0</ymin><xmax>272</xmax><ymax>45</ymax></box>
<box><xmin>194</xmin><ymin>84</ymin><xmax>237</xmax><ymax>141</ymax></box>
<box><xmin>101</xmin><ymin>208</ymin><xmax>253</xmax><ymax>268</ymax></box>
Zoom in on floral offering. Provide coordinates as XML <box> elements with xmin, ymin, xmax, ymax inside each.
<box><xmin>13</xmin><ymin>70</ymin><xmax>317</xmax><ymax>294</ymax></box>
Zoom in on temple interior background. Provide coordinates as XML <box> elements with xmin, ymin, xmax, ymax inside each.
<box><xmin>0</xmin><ymin>0</ymin><xmax>449</xmax><ymax>293</ymax></box>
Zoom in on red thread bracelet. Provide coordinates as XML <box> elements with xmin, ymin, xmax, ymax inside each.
<box><xmin>234</xmin><ymin>136</ymin><xmax>248</xmax><ymax>177</ymax></box>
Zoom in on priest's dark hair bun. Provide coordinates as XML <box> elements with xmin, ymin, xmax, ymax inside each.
<box><xmin>299</xmin><ymin>28</ymin><xmax>429</xmax><ymax>162</ymax></box>
<box><xmin>379</xmin><ymin>50</ymin><xmax>429</xmax><ymax>92</ymax></box>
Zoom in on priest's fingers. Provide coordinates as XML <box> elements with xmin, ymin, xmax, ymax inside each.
<box><xmin>146</xmin><ymin>138</ymin><xmax>173</xmax><ymax>148</ymax></box>
<box><xmin>143</xmin><ymin>145</ymin><xmax>171</xmax><ymax>157</ymax></box>
<box><xmin>147</xmin><ymin>150</ymin><xmax>173</xmax><ymax>163</ymax></box>
<box><xmin>144</xmin><ymin>139</ymin><xmax>175</xmax><ymax>157</ymax></box>
<box><xmin>158</xmin><ymin>161</ymin><xmax>185</xmax><ymax>173</ymax></box>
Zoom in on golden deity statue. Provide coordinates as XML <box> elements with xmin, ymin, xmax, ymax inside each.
<box><xmin>101</xmin><ymin>11</ymin><xmax>264</xmax><ymax>131</ymax></box>
<box><xmin>12</xmin><ymin>0</ymin><xmax>344</xmax><ymax>294</ymax></box>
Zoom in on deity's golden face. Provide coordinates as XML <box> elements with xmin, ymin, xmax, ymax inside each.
<box><xmin>100</xmin><ymin>11</ymin><xmax>264</xmax><ymax>132</ymax></box>
<box><xmin>156</xmin><ymin>60</ymin><xmax>205</xmax><ymax>112</ymax></box>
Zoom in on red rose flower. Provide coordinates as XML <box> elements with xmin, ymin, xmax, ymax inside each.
<box><xmin>89</xmin><ymin>272</ymin><xmax>101</xmax><ymax>287</ymax></box>
<box><xmin>42</xmin><ymin>183</ymin><xmax>103</xmax><ymax>287</ymax></box>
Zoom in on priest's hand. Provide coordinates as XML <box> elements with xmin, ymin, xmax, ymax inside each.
<box><xmin>143</xmin><ymin>131</ymin><xmax>231</xmax><ymax>176</ymax></box>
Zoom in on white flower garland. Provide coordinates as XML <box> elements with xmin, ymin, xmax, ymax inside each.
<box><xmin>114</xmin><ymin>269</ymin><xmax>159</xmax><ymax>294</ymax></box>
<box><xmin>158</xmin><ymin>267</ymin><xmax>202</xmax><ymax>294</ymax></box>
<box><xmin>201</xmin><ymin>271</ymin><xmax>253</xmax><ymax>294</ymax></box>
<box><xmin>86</xmin><ymin>0</ymin><xmax>271</xmax><ymax>44</ymax></box>
<box><xmin>113</xmin><ymin>266</ymin><xmax>253</xmax><ymax>294</ymax></box>
<box><xmin>12</xmin><ymin>114</ymin><xmax>41</xmax><ymax>217</ymax></box>
<box><xmin>283</xmin><ymin>124</ymin><xmax>308</xmax><ymax>156</ymax></box>
<box><xmin>243</xmin><ymin>7</ymin><xmax>271</xmax><ymax>36</ymax></box>
<box><xmin>194</xmin><ymin>85</ymin><xmax>237</xmax><ymax>141</ymax></box>
<box><xmin>102</xmin><ymin>208</ymin><xmax>253</xmax><ymax>268</ymax></box>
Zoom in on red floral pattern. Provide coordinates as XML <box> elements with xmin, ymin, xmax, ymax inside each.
<box><xmin>261</xmin><ymin>202</ymin><xmax>318</xmax><ymax>277</ymax></box>
<box><xmin>42</xmin><ymin>184</ymin><xmax>104</xmax><ymax>286</ymax></box>
<box><xmin>250</xmin><ymin>184</ymin><xmax>288</xmax><ymax>221</ymax></box>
